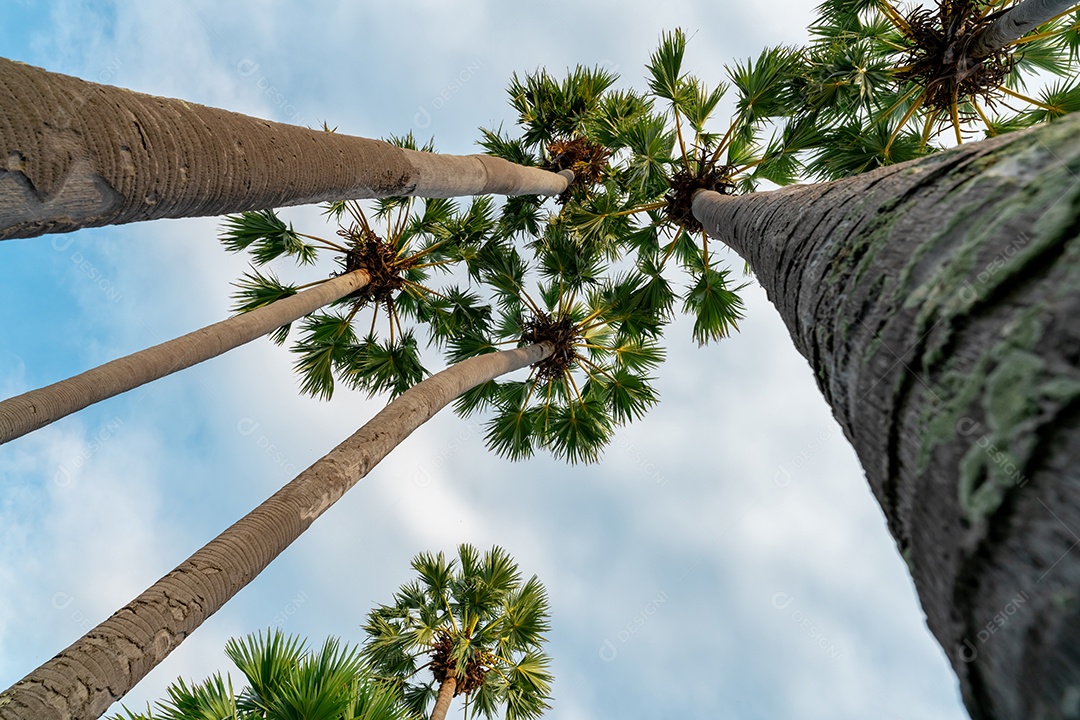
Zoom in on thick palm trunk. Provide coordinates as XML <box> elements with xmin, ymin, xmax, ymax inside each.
<box><xmin>0</xmin><ymin>58</ymin><xmax>572</xmax><ymax>240</ymax></box>
<box><xmin>0</xmin><ymin>269</ymin><xmax>371</xmax><ymax>445</ymax></box>
<box><xmin>0</xmin><ymin>342</ymin><xmax>552</xmax><ymax>720</ymax></box>
<box><xmin>969</xmin><ymin>0</ymin><xmax>1078</xmax><ymax>58</ymax></box>
<box><xmin>429</xmin><ymin>672</ymin><xmax>457</xmax><ymax>720</ymax></box>
<box><xmin>692</xmin><ymin>113</ymin><xmax>1080</xmax><ymax>719</ymax></box>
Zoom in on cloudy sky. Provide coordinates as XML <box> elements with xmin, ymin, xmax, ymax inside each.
<box><xmin>1</xmin><ymin>1</ymin><xmax>969</xmax><ymax>718</ymax></box>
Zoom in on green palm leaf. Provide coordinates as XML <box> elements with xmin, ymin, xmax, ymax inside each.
<box><xmin>220</xmin><ymin>210</ymin><xmax>318</xmax><ymax>266</ymax></box>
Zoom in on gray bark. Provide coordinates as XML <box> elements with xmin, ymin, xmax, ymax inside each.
<box><xmin>0</xmin><ymin>269</ymin><xmax>370</xmax><ymax>446</ymax></box>
<box><xmin>429</xmin><ymin>673</ymin><xmax>457</xmax><ymax>720</ymax></box>
<box><xmin>693</xmin><ymin>112</ymin><xmax>1080</xmax><ymax>719</ymax></box>
<box><xmin>969</xmin><ymin>0</ymin><xmax>1078</xmax><ymax>58</ymax></box>
<box><xmin>0</xmin><ymin>342</ymin><xmax>552</xmax><ymax>720</ymax></box>
<box><xmin>0</xmin><ymin>58</ymin><xmax>572</xmax><ymax>240</ymax></box>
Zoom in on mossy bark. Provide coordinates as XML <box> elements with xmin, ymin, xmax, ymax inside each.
<box><xmin>0</xmin><ymin>343</ymin><xmax>552</xmax><ymax>720</ymax></box>
<box><xmin>0</xmin><ymin>269</ymin><xmax>371</xmax><ymax>445</ymax></box>
<box><xmin>693</xmin><ymin>114</ymin><xmax>1080</xmax><ymax>720</ymax></box>
<box><xmin>0</xmin><ymin>59</ymin><xmax>570</xmax><ymax>240</ymax></box>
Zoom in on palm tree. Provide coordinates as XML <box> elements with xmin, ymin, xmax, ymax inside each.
<box><xmin>0</xmin><ymin>343</ymin><xmax>553</xmax><ymax>720</ymax></box>
<box><xmin>0</xmin><ymin>178</ymin><xmax>492</xmax><ymax>445</ymax></box>
<box><xmin>361</xmin><ymin>544</ymin><xmax>552</xmax><ymax>720</ymax></box>
<box><xmin>690</xmin><ymin>111</ymin><xmax>1080</xmax><ymax>719</ymax></box>
<box><xmin>532</xmin><ymin>27</ymin><xmax>1080</xmax><ymax>718</ymax></box>
<box><xmin>112</xmin><ymin>630</ymin><xmax>409</xmax><ymax>720</ymax></box>
<box><xmin>452</xmin><ymin>236</ymin><xmax>665</xmax><ymax>464</ymax></box>
<box><xmin>0</xmin><ymin>58</ymin><xmax>572</xmax><ymax>241</ymax></box>
<box><xmin>796</xmin><ymin>0</ymin><xmax>1080</xmax><ymax>177</ymax></box>
<box><xmin>480</xmin><ymin>31</ymin><xmax>806</xmax><ymax>346</ymax></box>
<box><xmin>0</xmin><ymin>177</ymin><xmax>672</xmax><ymax>718</ymax></box>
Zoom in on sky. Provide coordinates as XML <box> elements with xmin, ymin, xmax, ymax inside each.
<box><xmin>0</xmin><ymin>1</ymin><xmax>970</xmax><ymax>718</ymax></box>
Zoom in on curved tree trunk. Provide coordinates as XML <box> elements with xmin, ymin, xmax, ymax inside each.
<box><xmin>969</xmin><ymin>0</ymin><xmax>1078</xmax><ymax>58</ymax></box>
<box><xmin>0</xmin><ymin>58</ymin><xmax>572</xmax><ymax>240</ymax></box>
<box><xmin>0</xmin><ymin>342</ymin><xmax>552</xmax><ymax>720</ymax></box>
<box><xmin>0</xmin><ymin>269</ymin><xmax>371</xmax><ymax>446</ymax></box>
<box><xmin>693</xmin><ymin>113</ymin><xmax>1080</xmax><ymax>719</ymax></box>
<box><xmin>429</xmin><ymin>672</ymin><xmax>457</xmax><ymax>720</ymax></box>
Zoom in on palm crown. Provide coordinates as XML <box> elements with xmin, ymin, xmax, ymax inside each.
<box><xmin>797</xmin><ymin>0</ymin><xmax>1080</xmax><ymax>178</ymax></box>
<box><xmin>479</xmin><ymin>30</ymin><xmax>808</xmax><ymax>346</ymax></box>
<box><xmin>361</xmin><ymin>545</ymin><xmax>552</xmax><ymax>720</ymax></box>
<box><xmin>221</xmin><ymin>137</ymin><xmax>496</xmax><ymax>401</ymax></box>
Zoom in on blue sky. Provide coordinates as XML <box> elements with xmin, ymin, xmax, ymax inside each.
<box><xmin>1</xmin><ymin>1</ymin><xmax>970</xmax><ymax>718</ymax></box>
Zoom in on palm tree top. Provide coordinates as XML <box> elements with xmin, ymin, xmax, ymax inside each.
<box><xmin>362</xmin><ymin>544</ymin><xmax>553</xmax><ymax>720</ymax></box>
<box><xmin>798</xmin><ymin>0</ymin><xmax>1080</xmax><ymax>177</ymax></box>
<box><xmin>221</xmin><ymin>135</ymin><xmax>500</xmax><ymax>402</ymax></box>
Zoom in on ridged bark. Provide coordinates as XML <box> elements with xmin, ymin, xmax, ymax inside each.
<box><xmin>429</xmin><ymin>672</ymin><xmax>457</xmax><ymax>720</ymax></box>
<box><xmin>693</xmin><ymin>114</ymin><xmax>1080</xmax><ymax>719</ymax></box>
<box><xmin>0</xmin><ymin>342</ymin><xmax>552</xmax><ymax>720</ymax></box>
<box><xmin>0</xmin><ymin>269</ymin><xmax>371</xmax><ymax>445</ymax></box>
<box><xmin>969</xmin><ymin>0</ymin><xmax>1078</xmax><ymax>58</ymax></box>
<box><xmin>0</xmin><ymin>58</ymin><xmax>572</xmax><ymax>240</ymax></box>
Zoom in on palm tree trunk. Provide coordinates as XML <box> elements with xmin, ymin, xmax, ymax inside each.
<box><xmin>0</xmin><ymin>342</ymin><xmax>551</xmax><ymax>720</ymax></box>
<box><xmin>0</xmin><ymin>58</ymin><xmax>572</xmax><ymax>240</ymax></box>
<box><xmin>969</xmin><ymin>0</ymin><xmax>1077</xmax><ymax>58</ymax></box>
<box><xmin>0</xmin><ymin>269</ymin><xmax>371</xmax><ymax>446</ymax></box>
<box><xmin>429</xmin><ymin>671</ymin><xmax>457</xmax><ymax>720</ymax></box>
<box><xmin>692</xmin><ymin>113</ymin><xmax>1080</xmax><ymax>720</ymax></box>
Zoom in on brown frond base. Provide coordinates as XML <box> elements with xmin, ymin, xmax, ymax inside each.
<box><xmin>429</xmin><ymin>629</ymin><xmax>494</xmax><ymax>696</ymax></box>
<box><xmin>545</xmin><ymin>136</ymin><xmax>610</xmax><ymax>205</ymax></box>
<box><xmin>665</xmin><ymin>166</ymin><xmax>737</xmax><ymax>233</ymax></box>
<box><xmin>337</xmin><ymin>227</ymin><xmax>406</xmax><ymax>306</ymax></box>
<box><xmin>896</xmin><ymin>0</ymin><xmax>1014</xmax><ymax>114</ymax></box>
<box><xmin>522</xmin><ymin>312</ymin><xmax>580</xmax><ymax>383</ymax></box>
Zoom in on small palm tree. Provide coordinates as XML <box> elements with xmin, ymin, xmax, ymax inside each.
<box><xmin>797</xmin><ymin>0</ymin><xmax>1080</xmax><ymax>177</ymax></box>
<box><xmin>0</xmin><ymin>341</ymin><xmax>553</xmax><ymax>718</ymax></box>
<box><xmin>362</xmin><ymin>545</ymin><xmax>552</xmax><ymax>720</ymax></box>
<box><xmin>112</xmin><ymin>630</ymin><xmax>409</xmax><ymax>720</ymax></box>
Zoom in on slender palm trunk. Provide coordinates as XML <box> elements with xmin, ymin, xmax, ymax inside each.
<box><xmin>0</xmin><ymin>58</ymin><xmax>572</xmax><ymax>240</ymax></box>
<box><xmin>969</xmin><ymin>0</ymin><xmax>1078</xmax><ymax>58</ymax></box>
<box><xmin>0</xmin><ymin>269</ymin><xmax>371</xmax><ymax>445</ymax></box>
<box><xmin>692</xmin><ymin>113</ymin><xmax>1080</xmax><ymax>720</ymax></box>
<box><xmin>0</xmin><ymin>342</ymin><xmax>551</xmax><ymax>720</ymax></box>
<box><xmin>429</xmin><ymin>671</ymin><xmax>457</xmax><ymax>720</ymax></box>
